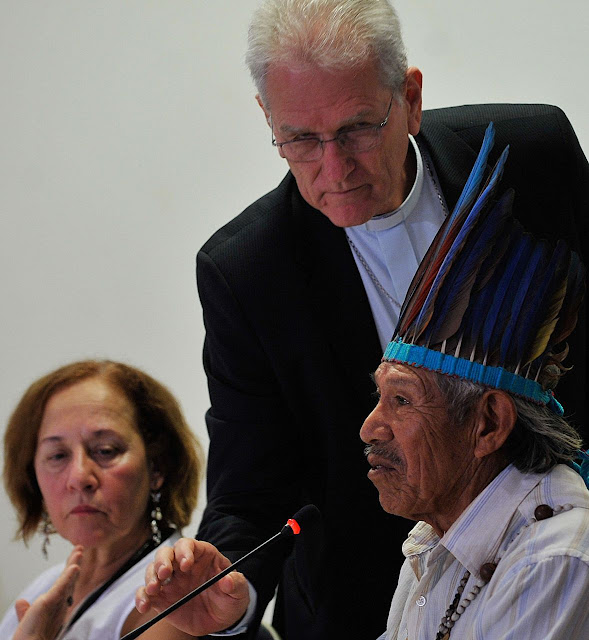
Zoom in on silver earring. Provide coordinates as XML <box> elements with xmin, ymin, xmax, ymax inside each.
<box><xmin>41</xmin><ymin>511</ymin><xmax>56</xmax><ymax>560</ymax></box>
<box><xmin>150</xmin><ymin>491</ymin><xmax>163</xmax><ymax>545</ymax></box>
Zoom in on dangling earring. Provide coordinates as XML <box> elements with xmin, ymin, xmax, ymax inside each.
<box><xmin>41</xmin><ymin>511</ymin><xmax>56</xmax><ymax>560</ymax></box>
<box><xmin>150</xmin><ymin>491</ymin><xmax>163</xmax><ymax>545</ymax></box>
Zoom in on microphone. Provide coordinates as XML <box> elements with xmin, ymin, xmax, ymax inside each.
<box><xmin>121</xmin><ymin>505</ymin><xmax>320</xmax><ymax>640</ymax></box>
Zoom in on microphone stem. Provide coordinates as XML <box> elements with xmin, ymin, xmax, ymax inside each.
<box><xmin>121</xmin><ymin>528</ymin><xmax>288</xmax><ymax>640</ymax></box>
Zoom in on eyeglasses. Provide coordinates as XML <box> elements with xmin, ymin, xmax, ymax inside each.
<box><xmin>271</xmin><ymin>96</ymin><xmax>394</xmax><ymax>162</ymax></box>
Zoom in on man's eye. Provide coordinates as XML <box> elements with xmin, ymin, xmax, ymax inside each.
<box><xmin>344</xmin><ymin>123</ymin><xmax>370</xmax><ymax>132</ymax></box>
<box><xmin>395</xmin><ymin>395</ymin><xmax>409</xmax><ymax>406</ymax></box>
<box><xmin>291</xmin><ymin>134</ymin><xmax>316</xmax><ymax>142</ymax></box>
<box><xmin>339</xmin><ymin>123</ymin><xmax>373</xmax><ymax>136</ymax></box>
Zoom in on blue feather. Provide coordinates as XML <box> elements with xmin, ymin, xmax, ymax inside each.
<box><xmin>395</xmin><ymin>124</ymin><xmax>498</xmax><ymax>337</ymax></box>
<box><xmin>411</xmin><ymin>145</ymin><xmax>510</xmax><ymax>341</ymax></box>
<box><xmin>459</xmin><ymin>270</ymin><xmax>502</xmax><ymax>358</ymax></box>
<box><xmin>458</xmin><ymin>214</ymin><xmax>518</xmax><ymax>358</ymax></box>
<box><xmin>499</xmin><ymin>241</ymin><xmax>547</xmax><ymax>366</ymax></box>
<box><xmin>480</xmin><ymin>229</ymin><xmax>532</xmax><ymax>361</ymax></box>
<box><xmin>423</xmin><ymin>189</ymin><xmax>513</xmax><ymax>346</ymax></box>
<box><xmin>451</xmin><ymin>122</ymin><xmax>495</xmax><ymax>218</ymax></box>
<box><xmin>512</xmin><ymin>241</ymin><xmax>569</xmax><ymax>366</ymax></box>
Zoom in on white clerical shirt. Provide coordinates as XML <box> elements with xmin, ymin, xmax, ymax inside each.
<box><xmin>346</xmin><ymin>135</ymin><xmax>447</xmax><ymax>350</ymax></box>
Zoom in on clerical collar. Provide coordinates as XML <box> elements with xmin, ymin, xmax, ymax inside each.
<box><xmin>361</xmin><ymin>135</ymin><xmax>424</xmax><ymax>232</ymax></box>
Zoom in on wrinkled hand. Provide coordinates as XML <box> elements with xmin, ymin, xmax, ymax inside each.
<box><xmin>135</xmin><ymin>538</ymin><xmax>250</xmax><ymax>636</ymax></box>
<box><xmin>12</xmin><ymin>546</ymin><xmax>83</xmax><ymax>640</ymax></box>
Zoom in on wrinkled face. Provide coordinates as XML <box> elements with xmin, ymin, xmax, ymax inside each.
<box><xmin>34</xmin><ymin>377</ymin><xmax>160</xmax><ymax>550</ymax></box>
<box><xmin>261</xmin><ymin>63</ymin><xmax>422</xmax><ymax>227</ymax></box>
<box><xmin>360</xmin><ymin>363</ymin><xmax>475</xmax><ymax>528</ymax></box>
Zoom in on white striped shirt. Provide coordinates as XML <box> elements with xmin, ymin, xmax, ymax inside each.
<box><xmin>380</xmin><ymin>464</ymin><xmax>589</xmax><ymax>640</ymax></box>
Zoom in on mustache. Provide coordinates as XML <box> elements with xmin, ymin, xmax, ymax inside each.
<box><xmin>364</xmin><ymin>443</ymin><xmax>403</xmax><ymax>466</ymax></box>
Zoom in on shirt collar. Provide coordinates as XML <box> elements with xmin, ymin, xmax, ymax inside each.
<box><xmin>439</xmin><ymin>465</ymin><xmax>548</xmax><ymax>573</ymax></box>
<box><xmin>361</xmin><ymin>135</ymin><xmax>424</xmax><ymax>232</ymax></box>
<box><xmin>401</xmin><ymin>465</ymin><xmax>550</xmax><ymax>576</ymax></box>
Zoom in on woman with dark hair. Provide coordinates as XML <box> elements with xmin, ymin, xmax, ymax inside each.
<box><xmin>0</xmin><ymin>360</ymin><xmax>219</xmax><ymax>640</ymax></box>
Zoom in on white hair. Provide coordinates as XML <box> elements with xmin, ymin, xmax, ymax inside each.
<box><xmin>246</xmin><ymin>0</ymin><xmax>408</xmax><ymax>106</ymax></box>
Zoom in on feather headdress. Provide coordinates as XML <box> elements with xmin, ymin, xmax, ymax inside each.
<box><xmin>384</xmin><ymin>123</ymin><xmax>585</xmax><ymax>415</ymax></box>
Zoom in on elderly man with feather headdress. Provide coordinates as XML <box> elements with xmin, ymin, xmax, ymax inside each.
<box><xmin>362</xmin><ymin>125</ymin><xmax>589</xmax><ymax>640</ymax></box>
<box><xmin>133</xmin><ymin>124</ymin><xmax>589</xmax><ymax>640</ymax></box>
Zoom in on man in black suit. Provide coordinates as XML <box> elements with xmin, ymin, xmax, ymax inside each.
<box><xmin>136</xmin><ymin>1</ymin><xmax>588</xmax><ymax>638</ymax></box>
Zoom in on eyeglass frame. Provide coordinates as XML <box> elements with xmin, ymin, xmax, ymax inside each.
<box><xmin>270</xmin><ymin>95</ymin><xmax>395</xmax><ymax>162</ymax></box>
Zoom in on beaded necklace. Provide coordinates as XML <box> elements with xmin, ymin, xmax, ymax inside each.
<box><xmin>434</xmin><ymin>564</ymin><xmax>496</xmax><ymax>640</ymax></box>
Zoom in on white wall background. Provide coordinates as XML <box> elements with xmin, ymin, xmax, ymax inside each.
<box><xmin>1</xmin><ymin>0</ymin><xmax>587</xmax><ymax>616</ymax></box>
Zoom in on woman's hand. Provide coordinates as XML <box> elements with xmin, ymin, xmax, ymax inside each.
<box><xmin>12</xmin><ymin>546</ymin><xmax>83</xmax><ymax>640</ymax></box>
<box><xmin>135</xmin><ymin>538</ymin><xmax>250</xmax><ymax>636</ymax></box>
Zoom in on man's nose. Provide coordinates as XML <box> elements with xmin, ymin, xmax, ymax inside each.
<box><xmin>319</xmin><ymin>138</ymin><xmax>355</xmax><ymax>183</ymax></box>
<box><xmin>360</xmin><ymin>405</ymin><xmax>392</xmax><ymax>444</ymax></box>
<box><xmin>66</xmin><ymin>450</ymin><xmax>99</xmax><ymax>492</ymax></box>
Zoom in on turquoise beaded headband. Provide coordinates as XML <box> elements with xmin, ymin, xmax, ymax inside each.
<box><xmin>383</xmin><ymin>339</ymin><xmax>564</xmax><ymax>415</ymax></box>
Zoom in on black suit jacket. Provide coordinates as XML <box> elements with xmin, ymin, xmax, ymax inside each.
<box><xmin>196</xmin><ymin>104</ymin><xmax>588</xmax><ymax>640</ymax></box>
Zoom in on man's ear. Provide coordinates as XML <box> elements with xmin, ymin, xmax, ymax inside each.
<box><xmin>404</xmin><ymin>67</ymin><xmax>423</xmax><ymax>136</ymax></box>
<box><xmin>473</xmin><ymin>390</ymin><xmax>517</xmax><ymax>459</ymax></box>
<box><xmin>256</xmin><ymin>93</ymin><xmax>272</xmax><ymax>126</ymax></box>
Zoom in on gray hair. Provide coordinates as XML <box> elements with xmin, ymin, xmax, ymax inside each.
<box><xmin>433</xmin><ymin>373</ymin><xmax>582</xmax><ymax>474</ymax></box>
<box><xmin>246</xmin><ymin>0</ymin><xmax>408</xmax><ymax>107</ymax></box>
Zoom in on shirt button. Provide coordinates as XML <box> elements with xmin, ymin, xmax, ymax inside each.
<box><xmin>416</xmin><ymin>595</ymin><xmax>427</xmax><ymax>607</ymax></box>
